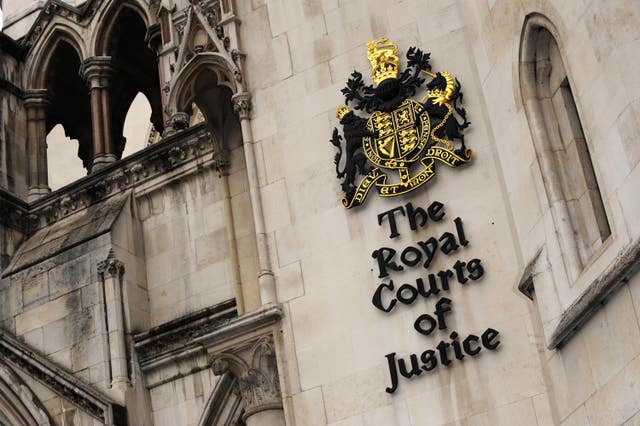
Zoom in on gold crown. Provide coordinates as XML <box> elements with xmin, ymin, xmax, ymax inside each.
<box><xmin>367</xmin><ymin>38</ymin><xmax>400</xmax><ymax>85</ymax></box>
<box><xmin>336</xmin><ymin>105</ymin><xmax>349</xmax><ymax>120</ymax></box>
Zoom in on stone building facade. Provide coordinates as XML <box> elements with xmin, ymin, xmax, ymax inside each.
<box><xmin>0</xmin><ymin>0</ymin><xmax>639</xmax><ymax>425</ymax></box>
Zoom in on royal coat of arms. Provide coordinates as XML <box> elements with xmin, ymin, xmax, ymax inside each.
<box><xmin>330</xmin><ymin>38</ymin><xmax>472</xmax><ymax>208</ymax></box>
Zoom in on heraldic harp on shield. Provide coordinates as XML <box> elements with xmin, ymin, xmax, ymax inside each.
<box><xmin>330</xmin><ymin>38</ymin><xmax>472</xmax><ymax>208</ymax></box>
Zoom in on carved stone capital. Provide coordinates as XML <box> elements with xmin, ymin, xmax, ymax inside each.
<box><xmin>23</xmin><ymin>89</ymin><xmax>50</xmax><ymax>117</ymax></box>
<box><xmin>210</xmin><ymin>337</ymin><xmax>282</xmax><ymax>420</ymax></box>
<box><xmin>231</xmin><ymin>92</ymin><xmax>252</xmax><ymax>120</ymax></box>
<box><xmin>97</xmin><ymin>251</ymin><xmax>124</xmax><ymax>279</ymax></box>
<box><xmin>80</xmin><ymin>56</ymin><xmax>114</xmax><ymax>88</ymax></box>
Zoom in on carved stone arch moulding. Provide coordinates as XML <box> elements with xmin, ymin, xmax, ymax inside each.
<box><xmin>26</xmin><ymin>24</ymin><xmax>87</xmax><ymax>89</ymax></box>
<box><xmin>0</xmin><ymin>360</ymin><xmax>52</xmax><ymax>426</ymax></box>
<box><xmin>166</xmin><ymin>52</ymin><xmax>241</xmax><ymax>119</ymax></box>
<box><xmin>91</xmin><ymin>0</ymin><xmax>155</xmax><ymax>56</ymax></box>
<box><xmin>197</xmin><ymin>372</ymin><xmax>244</xmax><ymax>426</ymax></box>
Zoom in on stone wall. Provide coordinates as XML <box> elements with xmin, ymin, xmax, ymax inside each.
<box><xmin>136</xmin><ymin>146</ymin><xmax>259</xmax><ymax>327</ymax></box>
<box><xmin>235</xmin><ymin>0</ymin><xmax>640</xmax><ymax>425</ymax></box>
<box><xmin>0</xmin><ymin>0</ymin><xmax>639</xmax><ymax>425</ymax></box>
<box><xmin>465</xmin><ymin>0</ymin><xmax>640</xmax><ymax>424</ymax></box>
<box><xmin>149</xmin><ymin>368</ymin><xmax>221</xmax><ymax>426</ymax></box>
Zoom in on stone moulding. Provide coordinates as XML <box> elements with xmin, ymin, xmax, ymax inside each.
<box><xmin>548</xmin><ymin>237</ymin><xmax>640</xmax><ymax>349</ymax></box>
<box><xmin>0</xmin><ymin>329</ymin><xmax>125</xmax><ymax>425</ymax></box>
<box><xmin>18</xmin><ymin>123</ymin><xmax>223</xmax><ymax>232</ymax></box>
<box><xmin>135</xmin><ymin>304</ymin><xmax>282</xmax><ymax>388</ymax></box>
<box><xmin>133</xmin><ymin>299</ymin><xmax>238</xmax><ymax>364</ymax></box>
<box><xmin>211</xmin><ymin>336</ymin><xmax>282</xmax><ymax>422</ymax></box>
<box><xmin>19</xmin><ymin>0</ymin><xmax>98</xmax><ymax>50</ymax></box>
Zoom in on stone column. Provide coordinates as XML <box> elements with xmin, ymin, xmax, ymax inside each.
<box><xmin>231</xmin><ymin>92</ymin><xmax>277</xmax><ymax>306</ymax></box>
<box><xmin>81</xmin><ymin>57</ymin><xmax>116</xmax><ymax>173</ymax></box>
<box><xmin>23</xmin><ymin>89</ymin><xmax>51</xmax><ymax>202</ymax></box>
<box><xmin>97</xmin><ymin>252</ymin><xmax>130</xmax><ymax>393</ymax></box>
<box><xmin>146</xmin><ymin>22</ymin><xmax>169</xmax><ymax>125</ymax></box>
<box><xmin>220</xmin><ymin>164</ymin><xmax>246</xmax><ymax>314</ymax></box>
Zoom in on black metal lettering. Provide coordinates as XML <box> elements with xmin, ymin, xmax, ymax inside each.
<box><xmin>378</xmin><ymin>206</ymin><xmax>406</xmax><ymax>238</ymax></box>
<box><xmin>418</xmin><ymin>237</ymin><xmax>439</xmax><ymax>269</ymax></box>
<box><xmin>454</xmin><ymin>217</ymin><xmax>468</xmax><ymax>246</ymax></box>
<box><xmin>371</xmin><ymin>281</ymin><xmax>397</xmax><ymax>313</ymax></box>
<box><xmin>372</xmin><ymin>247</ymin><xmax>403</xmax><ymax>278</ymax></box>
<box><xmin>406</xmin><ymin>202</ymin><xmax>428</xmax><ymax>231</ymax></box>
<box><xmin>385</xmin><ymin>353</ymin><xmax>399</xmax><ymax>393</ymax></box>
<box><xmin>434</xmin><ymin>297</ymin><xmax>452</xmax><ymax>330</ymax></box>
<box><xmin>414</xmin><ymin>313</ymin><xmax>437</xmax><ymax>336</ymax></box>
<box><xmin>428</xmin><ymin>201</ymin><xmax>446</xmax><ymax>221</ymax></box>
<box><xmin>439</xmin><ymin>232</ymin><xmax>459</xmax><ymax>254</ymax></box>
<box><xmin>482</xmin><ymin>328</ymin><xmax>501</xmax><ymax>350</ymax></box>
<box><xmin>467</xmin><ymin>258</ymin><xmax>484</xmax><ymax>280</ymax></box>
<box><xmin>453</xmin><ymin>260</ymin><xmax>468</xmax><ymax>284</ymax></box>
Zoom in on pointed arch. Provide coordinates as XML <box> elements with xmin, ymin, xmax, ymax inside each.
<box><xmin>168</xmin><ymin>52</ymin><xmax>239</xmax><ymax>115</ymax></box>
<box><xmin>25</xmin><ymin>24</ymin><xmax>86</xmax><ymax>89</ymax></box>
<box><xmin>92</xmin><ymin>0</ymin><xmax>154</xmax><ymax>56</ymax></box>
<box><xmin>0</xmin><ymin>360</ymin><xmax>52</xmax><ymax>426</ymax></box>
<box><xmin>38</xmin><ymin>37</ymin><xmax>93</xmax><ymax>170</ymax></box>
<box><xmin>519</xmin><ymin>13</ymin><xmax>611</xmax><ymax>282</ymax></box>
<box><xmin>90</xmin><ymin>1</ymin><xmax>163</xmax><ymax>159</ymax></box>
<box><xmin>166</xmin><ymin>53</ymin><xmax>242</xmax><ymax>154</ymax></box>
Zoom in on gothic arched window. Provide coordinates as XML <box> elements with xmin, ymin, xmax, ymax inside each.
<box><xmin>521</xmin><ymin>18</ymin><xmax>610</xmax><ymax>282</ymax></box>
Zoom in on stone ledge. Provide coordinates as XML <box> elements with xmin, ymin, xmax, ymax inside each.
<box><xmin>136</xmin><ymin>304</ymin><xmax>282</xmax><ymax>388</ymax></box>
<box><xmin>5</xmin><ymin>123</ymin><xmax>225</xmax><ymax>235</ymax></box>
<box><xmin>0</xmin><ymin>329</ymin><xmax>126</xmax><ymax>425</ymax></box>
<box><xmin>548</xmin><ymin>237</ymin><xmax>640</xmax><ymax>349</ymax></box>
<box><xmin>133</xmin><ymin>299</ymin><xmax>238</xmax><ymax>364</ymax></box>
<box><xmin>2</xmin><ymin>191</ymin><xmax>129</xmax><ymax>277</ymax></box>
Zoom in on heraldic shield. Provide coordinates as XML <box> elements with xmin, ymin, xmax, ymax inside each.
<box><xmin>330</xmin><ymin>38</ymin><xmax>472</xmax><ymax>208</ymax></box>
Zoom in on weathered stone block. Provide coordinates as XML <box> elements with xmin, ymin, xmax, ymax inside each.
<box><xmin>15</xmin><ymin>291</ymin><xmax>79</xmax><ymax>335</ymax></box>
<box><xmin>48</xmin><ymin>254</ymin><xmax>91</xmax><ymax>300</ymax></box>
<box><xmin>22</xmin><ymin>272</ymin><xmax>49</xmax><ymax>307</ymax></box>
<box><xmin>43</xmin><ymin>318</ymin><xmax>68</xmax><ymax>354</ymax></box>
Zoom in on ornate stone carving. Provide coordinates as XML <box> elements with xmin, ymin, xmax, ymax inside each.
<box><xmin>211</xmin><ymin>337</ymin><xmax>283</xmax><ymax>420</ymax></box>
<box><xmin>22</xmin><ymin>0</ymin><xmax>99</xmax><ymax>49</ymax></box>
<box><xmin>196</xmin><ymin>0</ymin><xmax>222</xmax><ymax>28</ymax></box>
<box><xmin>163</xmin><ymin>112</ymin><xmax>191</xmax><ymax>137</ymax></box>
<box><xmin>97</xmin><ymin>250</ymin><xmax>124</xmax><ymax>278</ymax></box>
<box><xmin>134</xmin><ymin>300</ymin><xmax>237</xmax><ymax>363</ymax></box>
<box><xmin>232</xmin><ymin>92</ymin><xmax>252</xmax><ymax>120</ymax></box>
